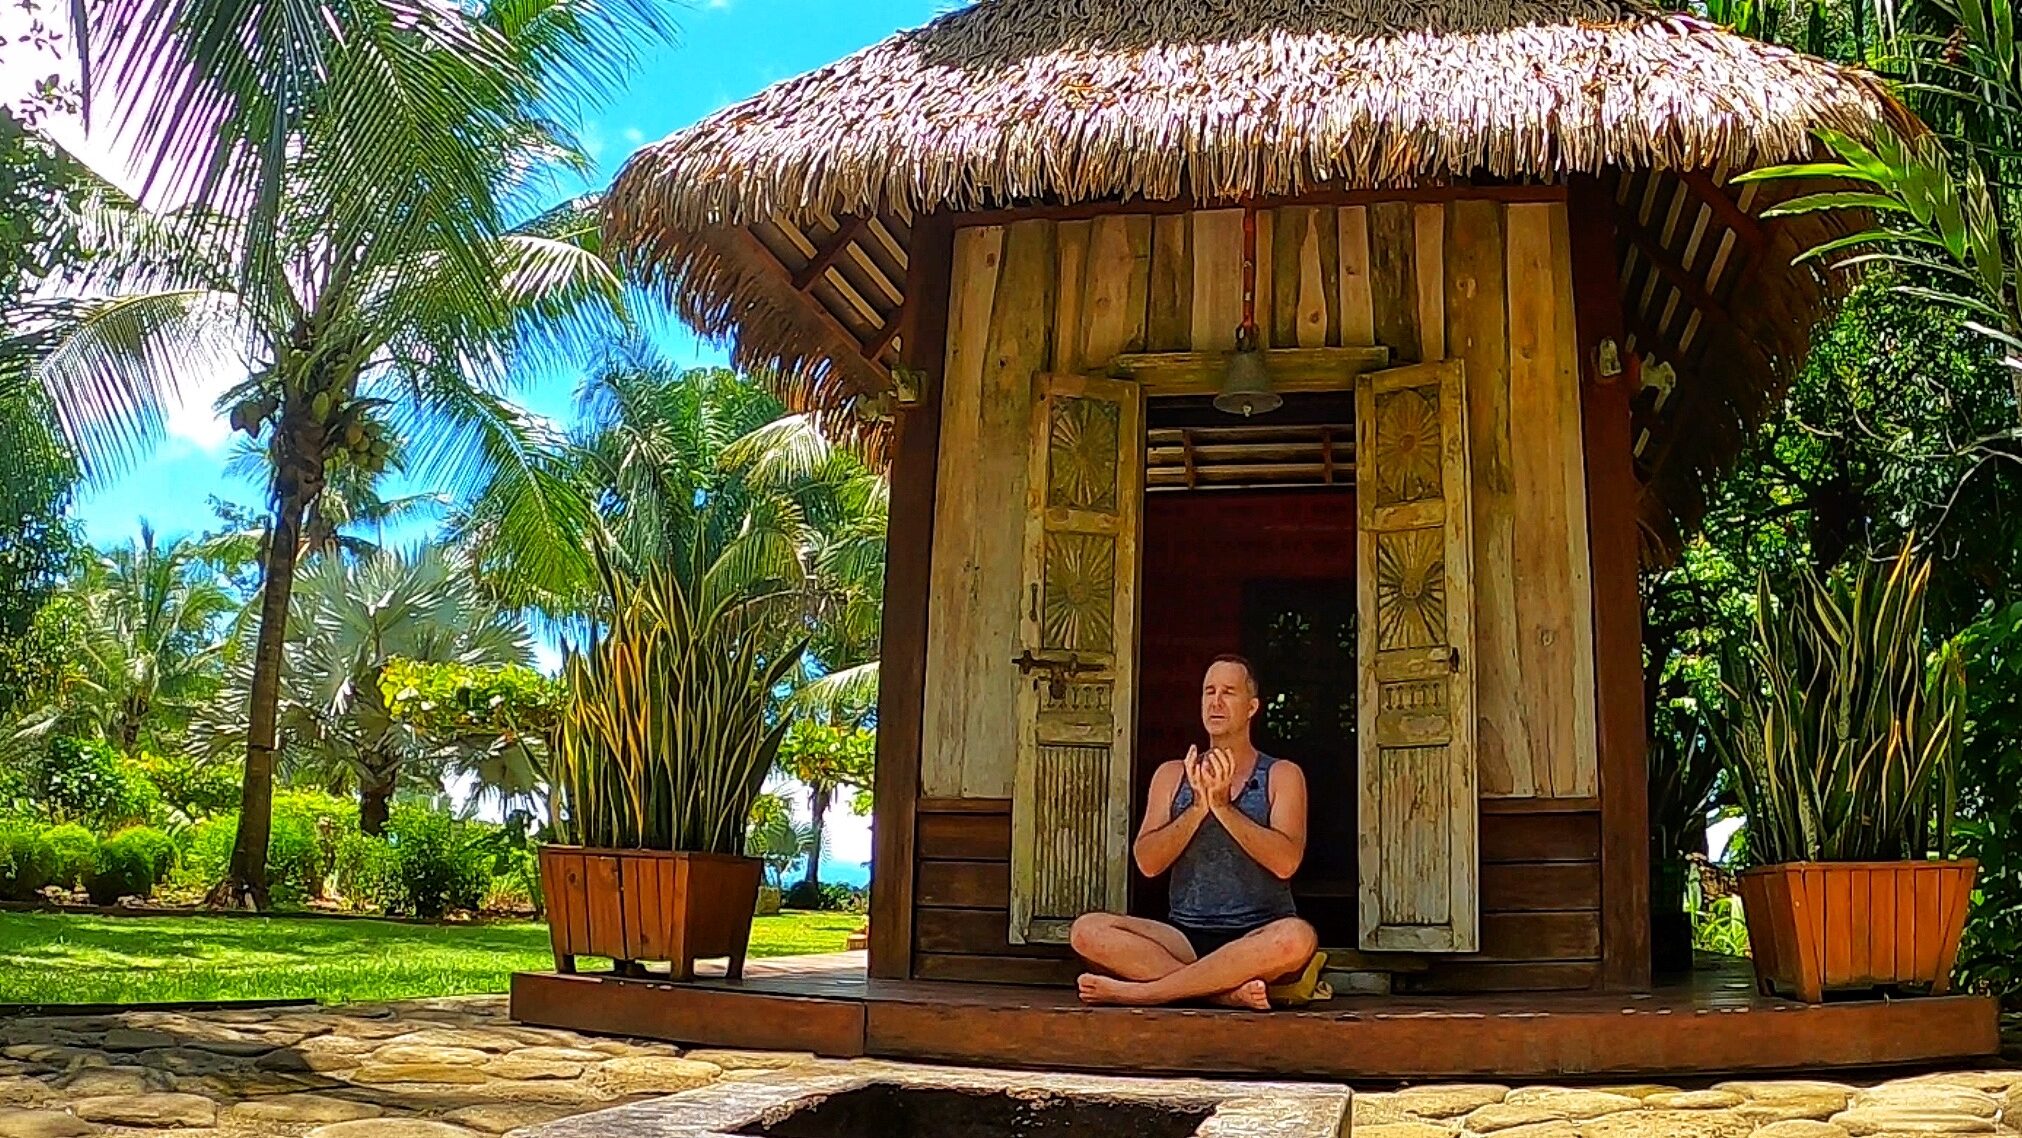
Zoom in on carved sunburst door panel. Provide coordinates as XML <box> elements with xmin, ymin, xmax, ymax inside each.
<box><xmin>1011</xmin><ymin>373</ymin><xmax>1143</xmax><ymax>946</ymax></box>
<box><xmin>1047</xmin><ymin>395</ymin><xmax>1122</xmax><ymax>513</ymax></box>
<box><xmin>1356</xmin><ymin>360</ymin><xmax>1478</xmax><ymax>954</ymax></box>
<box><xmin>1041</xmin><ymin>532</ymin><xmax>1117</xmax><ymax>653</ymax></box>
<box><xmin>1374</xmin><ymin>529</ymin><xmax>1448</xmax><ymax>650</ymax></box>
<box><xmin>1370</xmin><ymin>387</ymin><xmax>1444</xmax><ymax>507</ymax></box>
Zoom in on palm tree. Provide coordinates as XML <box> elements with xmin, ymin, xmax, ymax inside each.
<box><xmin>202</xmin><ymin>545</ymin><xmax>531</xmax><ymax>835</ymax></box>
<box><xmin>10</xmin><ymin>525</ymin><xmax>236</xmax><ymax>753</ymax></box>
<box><xmin>30</xmin><ymin>0</ymin><xmax>665</xmax><ymax>907</ymax></box>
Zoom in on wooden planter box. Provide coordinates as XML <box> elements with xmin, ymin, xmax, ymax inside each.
<box><xmin>539</xmin><ymin>847</ymin><xmax>762</xmax><ymax>981</ymax></box>
<box><xmin>1738</xmin><ymin>859</ymin><xmax>1976</xmax><ymax>1003</ymax></box>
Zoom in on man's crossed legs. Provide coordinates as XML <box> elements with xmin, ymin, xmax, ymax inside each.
<box><xmin>1068</xmin><ymin>912</ymin><xmax>1319</xmax><ymax>1010</ymax></box>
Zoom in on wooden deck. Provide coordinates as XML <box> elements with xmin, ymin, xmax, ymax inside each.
<box><xmin>510</xmin><ymin>952</ymin><xmax>2002</xmax><ymax>1081</ymax></box>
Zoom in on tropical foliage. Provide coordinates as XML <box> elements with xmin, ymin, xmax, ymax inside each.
<box><xmin>552</xmin><ymin>557</ymin><xmax>802</xmax><ymax>854</ymax></box>
<box><xmin>1715</xmin><ymin>540</ymin><xmax>1967</xmax><ymax>864</ymax></box>
<box><xmin>197</xmin><ymin>546</ymin><xmax>532</xmax><ymax>835</ymax></box>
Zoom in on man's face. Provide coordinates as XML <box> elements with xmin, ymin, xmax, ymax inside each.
<box><xmin>1200</xmin><ymin>660</ymin><xmax>1260</xmax><ymax>739</ymax></box>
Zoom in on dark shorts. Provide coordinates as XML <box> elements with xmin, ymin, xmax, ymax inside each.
<box><xmin>1173</xmin><ymin>921</ymin><xmax>1265</xmax><ymax>959</ymax></box>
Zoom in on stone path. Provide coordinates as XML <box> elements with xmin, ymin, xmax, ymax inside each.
<box><xmin>0</xmin><ymin>995</ymin><xmax>806</xmax><ymax>1138</ymax></box>
<box><xmin>1351</xmin><ymin>1075</ymin><xmax>2022</xmax><ymax>1137</ymax></box>
<box><xmin>1</xmin><ymin>992</ymin><xmax>2018</xmax><ymax>1138</ymax></box>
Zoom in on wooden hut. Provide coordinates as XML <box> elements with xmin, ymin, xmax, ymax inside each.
<box><xmin>514</xmin><ymin>0</ymin><xmax>2000</xmax><ymax>1078</ymax></box>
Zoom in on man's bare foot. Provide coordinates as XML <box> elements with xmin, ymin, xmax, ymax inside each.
<box><xmin>1210</xmin><ymin>979</ymin><xmax>1271</xmax><ymax>1010</ymax></box>
<box><xmin>1078</xmin><ymin>973</ymin><xmax>1151</xmax><ymax>1006</ymax></box>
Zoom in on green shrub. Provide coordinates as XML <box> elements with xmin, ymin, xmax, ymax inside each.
<box><xmin>33</xmin><ymin>737</ymin><xmax>152</xmax><ymax>828</ymax></box>
<box><xmin>0</xmin><ymin>823</ymin><xmax>55</xmax><ymax>901</ymax></box>
<box><xmin>41</xmin><ymin>823</ymin><xmax>98</xmax><ymax>890</ymax></box>
<box><xmin>333</xmin><ymin>831</ymin><xmax>402</xmax><ymax>911</ymax></box>
<box><xmin>131</xmin><ymin>751</ymin><xmax>241</xmax><ymax>823</ymax></box>
<box><xmin>175</xmin><ymin>790</ymin><xmax>357</xmax><ymax>904</ymax></box>
<box><xmin>88</xmin><ymin>827</ymin><xmax>176</xmax><ymax>904</ymax></box>
<box><xmin>386</xmin><ymin>807</ymin><xmax>487</xmax><ymax>918</ymax></box>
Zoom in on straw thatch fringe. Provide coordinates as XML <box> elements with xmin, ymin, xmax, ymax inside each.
<box><xmin>628</xmin><ymin>218</ymin><xmax>893</xmax><ymax>435</ymax></box>
<box><xmin>606</xmin><ymin>0</ymin><xmax>1908</xmax><ymax>238</ymax></box>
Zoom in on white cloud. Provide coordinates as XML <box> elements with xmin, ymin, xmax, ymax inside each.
<box><xmin>620</xmin><ymin>126</ymin><xmax>645</xmax><ymax>146</ymax></box>
<box><xmin>161</xmin><ymin>360</ymin><xmax>240</xmax><ymax>452</ymax></box>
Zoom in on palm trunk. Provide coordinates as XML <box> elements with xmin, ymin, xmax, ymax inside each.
<box><xmin>359</xmin><ymin>755</ymin><xmax>395</xmax><ymax>837</ymax></box>
<box><xmin>212</xmin><ymin>413</ymin><xmax>325</xmax><ymax>910</ymax></box>
<box><xmin>801</xmin><ymin>782</ymin><xmax>830</xmax><ymax>892</ymax></box>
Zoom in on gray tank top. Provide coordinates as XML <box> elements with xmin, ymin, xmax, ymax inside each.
<box><xmin>1168</xmin><ymin>752</ymin><xmax>1299</xmax><ymax>930</ymax></box>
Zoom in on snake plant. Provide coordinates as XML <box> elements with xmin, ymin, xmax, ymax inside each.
<box><xmin>552</xmin><ymin>556</ymin><xmax>804</xmax><ymax>855</ymax></box>
<box><xmin>1716</xmin><ymin>540</ymin><xmax>1965</xmax><ymax>865</ymax></box>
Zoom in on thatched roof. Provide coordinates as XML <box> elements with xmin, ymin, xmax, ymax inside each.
<box><xmin>604</xmin><ymin>0</ymin><xmax>1913</xmax><ymax>553</ymax></box>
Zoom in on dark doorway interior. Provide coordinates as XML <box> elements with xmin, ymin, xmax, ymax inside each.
<box><xmin>1132</xmin><ymin>487</ymin><xmax>1357</xmax><ymax>943</ymax></box>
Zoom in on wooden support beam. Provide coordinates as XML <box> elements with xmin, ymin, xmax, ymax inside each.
<box><xmin>1569</xmin><ymin>177</ymin><xmax>1651</xmax><ymax>992</ymax></box>
<box><xmin>728</xmin><ymin>227</ymin><xmax>890</xmax><ymax>387</ymax></box>
<box><xmin>1679</xmin><ymin>170</ymin><xmax>1766</xmax><ymax>253</ymax></box>
<box><xmin>793</xmin><ymin>215</ymin><xmax>870</xmax><ymax>292</ymax></box>
<box><xmin>1618</xmin><ymin>221</ymin><xmax>1732</xmax><ymax>331</ymax></box>
<box><xmin>863</xmin><ymin>312</ymin><xmax>903</xmax><ymax>363</ymax></box>
<box><xmin>867</xmin><ymin>212</ymin><xmax>953</xmax><ymax>982</ymax></box>
<box><xmin>1109</xmin><ymin>345</ymin><xmax>1390</xmax><ymax>396</ymax></box>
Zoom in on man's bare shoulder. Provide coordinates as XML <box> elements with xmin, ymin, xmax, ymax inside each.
<box><xmin>1149</xmin><ymin>757</ymin><xmax>1188</xmax><ymax>784</ymax></box>
<box><xmin>1267</xmin><ymin>757</ymin><xmax>1308</xmax><ymax>784</ymax></box>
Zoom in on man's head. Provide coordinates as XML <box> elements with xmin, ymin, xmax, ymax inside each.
<box><xmin>1200</xmin><ymin>654</ymin><xmax>1261</xmax><ymax>745</ymax></box>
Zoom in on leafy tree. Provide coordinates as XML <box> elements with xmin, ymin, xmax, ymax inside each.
<box><xmin>773</xmin><ymin>720</ymin><xmax>874</xmax><ymax>895</ymax></box>
<box><xmin>0</xmin><ymin>103</ymin><xmax>85</xmax><ymax>717</ymax></box>
<box><xmin>380</xmin><ymin>658</ymin><xmax>563</xmax><ymax>822</ymax></box>
<box><xmin>200</xmin><ymin>545</ymin><xmax>532</xmax><ymax>835</ymax></box>
<box><xmin>28</xmin><ymin>0</ymin><xmax>666</xmax><ymax>907</ymax></box>
<box><xmin>9</xmin><ymin>526</ymin><xmax>235</xmax><ymax>753</ymax></box>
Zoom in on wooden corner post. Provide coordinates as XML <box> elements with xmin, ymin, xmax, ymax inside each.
<box><xmin>1568</xmin><ymin>176</ymin><xmax>1652</xmax><ymax>990</ymax></box>
<box><xmin>868</xmin><ymin>210</ymin><xmax>955</xmax><ymax>981</ymax></box>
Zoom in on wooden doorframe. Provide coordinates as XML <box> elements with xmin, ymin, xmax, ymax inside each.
<box><xmin>1568</xmin><ymin>176</ymin><xmax>1653</xmax><ymax>991</ymax></box>
<box><xmin>867</xmin><ymin>211</ymin><xmax>955</xmax><ymax>981</ymax></box>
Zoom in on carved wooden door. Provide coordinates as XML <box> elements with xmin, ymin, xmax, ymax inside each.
<box><xmin>1355</xmin><ymin>359</ymin><xmax>1480</xmax><ymax>952</ymax></box>
<box><xmin>1008</xmin><ymin>372</ymin><xmax>1143</xmax><ymax>945</ymax></box>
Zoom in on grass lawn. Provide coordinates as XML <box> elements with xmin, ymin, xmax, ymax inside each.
<box><xmin>0</xmin><ymin>909</ymin><xmax>862</xmax><ymax>1006</ymax></box>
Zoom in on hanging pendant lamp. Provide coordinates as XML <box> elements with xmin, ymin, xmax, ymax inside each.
<box><xmin>1214</xmin><ymin>203</ymin><xmax>1281</xmax><ymax>418</ymax></box>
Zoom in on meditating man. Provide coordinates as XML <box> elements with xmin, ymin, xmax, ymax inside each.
<box><xmin>1069</xmin><ymin>655</ymin><xmax>1319</xmax><ymax>1010</ymax></box>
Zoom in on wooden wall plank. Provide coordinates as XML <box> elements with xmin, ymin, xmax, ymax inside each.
<box><xmin>1051</xmin><ymin>219</ymin><xmax>1091</xmax><ymax>374</ymax></box>
<box><xmin>1551</xmin><ymin>205</ymin><xmax>1601</xmax><ymax>798</ymax></box>
<box><xmin>1147</xmin><ymin>213</ymin><xmax>1193</xmax><ymax>351</ymax></box>
<box><xmin>916</xmin><ymin>810</ymin><xmax>1012</xmax><ymax>861</ymax></box>
<box><xmin>918</xmin><ymin>908</ymin><xmax>1072</xmax><ymax>958</ymax></box>
<box><xmin>1080</xmin><ymin>214</ymin><xmax>1153</xmax><ymax>368</ymax></box>
<box><xmin>1478</xmin><ymin>911</ymin><xmax>1601</xmax><ymax>961</ymax></box>
<box><xmin>1482</xmin><ymin>862</ymin><xmax>1602</xmax><ymax>912</ymax></box>
<box><xmin>1338</xmin><ymin>206</ymin><xmax>1375</xmax><ymax>347</ymax></box>
<box><xmin>1414</xmin><ymin>202</ymin><xmax>1447</xmax><ymax>361</ymax></box>
<box><xmin>1507</xmin><ymin>202</ymin><xmax>1600</xmax><ymax>800</ymax></box>
<box><xmin>920</xmin><ymin>225</ymin><xmax>1005</xmax><ymax>800</ymax></box>
<box><xmin>1271</xmin><ymin>205</ymin><xmax>1306</xmax><ymax>348</ymax></box>
<box><xmin>1481</xmin><ymin>811</ymin><xmax>1600</xmax><ymax>863</ymax></box>
<box><xmin>1368</xmin><ymin>203</ymin><xmax>1420</xmax><ymax>360</ymax></box>
<box><xmin>1192</xmin><ymin>208</ymin><xmax>1243</xmax><ymax>352</ymax></box>
<box><xmin>918</xmin><ymin>861</ymin><xmax>1012</xmax><ymax>909</ymax></box>
<box><xmin>911</xmin><ymin>953</ymin><xmax>1083</xmax><ymax>986</ymax></box>
<box><xmin>1444</xmin><ymin>199</ymin><xmax>1527</xmax><ymax>799</ymax></box>
<box><xmin>964</xmin><ymin>220</ymin><xmax>1055</xmax><ymax>799</ymax></box>
<box><xmin>1570</xmin><ymin>175</ymin><xmax>1652</xmax><ymax>991</ymax></box>
<box><xmin>868</xmin><ymin>210</ymin><xmax>952</xmax><ymax>979</ymax></box>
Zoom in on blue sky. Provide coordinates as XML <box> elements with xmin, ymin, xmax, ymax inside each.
<box><xmin>70</xmin><ymin>0</ymin><xmax>948</xmax><ymax>551</ymax></box>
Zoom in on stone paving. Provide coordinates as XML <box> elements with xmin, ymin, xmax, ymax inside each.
<box><xmin>0</xmin><ymin>995</ymin><xmax>808</xmax><ymax>1138</ymax></box>
<box><xmin>0</xmin><ymin>993</ymin><xmax>2018</xmax><ymax>1138</ymax></box>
